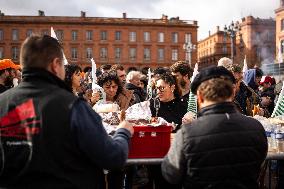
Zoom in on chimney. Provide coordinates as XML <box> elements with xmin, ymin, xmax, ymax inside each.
<box><xmin>162</xmin><ymin>14</ymin><xmax>168</xmax><ymax>20</ymax></box>
<box><xmin>38</xmin><ymin>10</ymin><xmax>45</xmax><ymax>16</ymax></box>
<box><xmin>123</xmin><ymin>12</ymin><xmax>127</xmax><ymax>19</ymax></box>
<box><xmin>81</xmin><ymin>11</ymin><xmax>86</xmax><ymax>17</ymax></box>
<box><xmin>216</xmin><ymin>26</ymin><xmax>220</xmax><ymax>32</ymax></box>
<box><xmin>209</xmin><ymin>30</ymin><xmax>211</xmax><ymax>36</ymax></box>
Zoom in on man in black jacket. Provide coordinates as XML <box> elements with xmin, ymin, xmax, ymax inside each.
<box><xmin>0</xmin><ymin>35</ymin><xmax>134</xmax><ymax>189</ymax></box>
<box><xmin>162</xmin><ymin>66</ymin><xmax>268</xmax><ymax>189</ymax></box>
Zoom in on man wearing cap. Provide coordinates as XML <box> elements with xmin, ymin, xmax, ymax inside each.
<box><xmin>161</xmin><ymin>66</ymin><xmax>268</xmax><ymax>188</ymax></box>
<box><xmin>260</xmin><ymin>76</ymin><xmax>275</xmax><ymax>116</ymax></box>
<box><xmin>0</xmin><ymin>59</ymin><xmax>17</xmax><ymax>93</ymax></box>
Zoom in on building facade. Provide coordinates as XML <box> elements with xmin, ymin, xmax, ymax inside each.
<box><xmin>276</xmin><ymin>0</ymin><xmax>284</xmax><ymax>63</ymax></box>
<box><xmin>239</xmin><ymin>16</ymin><xmax>275</xmax><ymax>68</ymax></box>
<box><xmin>198</xmin><ymin>16</ymin><xmax>275</xmax><ymax>69</ymax></box>
<box><xmin>197</xmin><ymin>26</ymin><xmax>230</xmax><ymax>69</ymax></box>
<box><xmin>0</xmin><ymin>11</ymin><xmax>198</xmax><ymax>70</ymax></box>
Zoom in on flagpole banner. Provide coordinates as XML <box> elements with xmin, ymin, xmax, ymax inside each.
<box><xmin>243</xmin><ymin>55</ymin><xmax>248</xmax><ymax>73</ymax></box>
<box><xmin>187</xmin><ymin>63</ymin><xmax>198</xmax><ymax>115</ymax></box>
<box><xmin>272</xmin><ymin>81</ymin><xmax>284</xmax><ymax>117</ymax></box>
<box><xmin>91</xmin><ymin>58</ymin><xmax>106</xmax><ymax>103</ymax></box>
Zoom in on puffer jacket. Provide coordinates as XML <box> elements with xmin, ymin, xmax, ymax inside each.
<box><xmin>162</xmin><ymin>102</ymin><xmax>268</xmax><ymax>189</ymax></box>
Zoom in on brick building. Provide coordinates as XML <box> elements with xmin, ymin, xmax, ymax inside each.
<box><xmin>239</xmin><ymin>16</ymin><xmax>275</xmax><ymax>68</ymax></box>
<box><xmin>197</xmin><ymin>26</ymin><xmax>230</xmax><ymax>69</ymax></box>
<box><xmin>0</xmin><ymin>11</ymin><xmax>198</xmax><ymax>70</ymax></box>
<box><xmin>276</xmin><ymin>0</ymin><xmax>284</xmax><ymax>62</ymax></box>
<box><xmin>198</xmin><ymin>16</ymin><xmax>275</xmax><ymax>69</ymax></box>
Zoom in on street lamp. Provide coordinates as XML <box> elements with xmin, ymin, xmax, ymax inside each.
<box><xmin>183</xmin><ymin>41</ymin><xmax>196</xmax><ymax>66</ymax></box>
<box><xmin>224</xmin><ymin>21</ymin><xmax>241</xmax><ymax>64</ymax></box>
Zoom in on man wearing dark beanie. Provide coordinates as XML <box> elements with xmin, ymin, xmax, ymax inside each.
<box><xmin>162</xmin><ymin>66</ymin><xmax>268</xmax><ymax>189</ymax></box>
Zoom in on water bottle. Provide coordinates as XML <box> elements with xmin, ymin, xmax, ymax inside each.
<box><xmin>270</xmin><ymin>126</ymin><xmax>277</xmax><ymax>150</ymax></box>
<box><xmin>276</xmin><ymin>125</ymin><xmax>284</xmax><ymax>152</ymax></box>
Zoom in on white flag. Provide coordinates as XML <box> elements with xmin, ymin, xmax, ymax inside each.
<box><xmin>146</xmin><ymin>68</ymin><xmax>152</xmax><ymax>100</ymax></box>
<box><xmin>50</xmin><ymin>27</ymin><xmax>68</xmax><ymax>65</ymax></box>
<box><xmin>243</xmin><ymin>55</ymin><xmax>248</xmax><ymax>73</ymax></box>
<box><xmin>91</xmin><ymin>58</ymin><xmax>97</xmax><ymax>85</ymax></box>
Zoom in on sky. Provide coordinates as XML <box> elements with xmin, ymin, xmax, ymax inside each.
<box><xmin>0</xmin><ymin>0</ymin><xmax>279</xmax><ymax>40</ymax></box>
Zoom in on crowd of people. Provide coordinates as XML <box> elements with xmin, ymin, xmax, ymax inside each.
<box><xmin>0</xmin><ymin>34</ymin><xmax>280</xmax><ymax>188</ymax></box>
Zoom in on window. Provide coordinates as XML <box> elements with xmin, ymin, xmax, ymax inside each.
<box><xmin>101</xmin><ymin>31</ymin><xmax>107</xmax><ymax>40</ymax></box>
<box><xmin>26</xmin><ymin>29</ymin><xmax>33</xmax><ymax>38</ymax></box>
<box><xmin>158</xmin><ymin>32</ymin><xmax>164</xmax><ymax>42</ymax></box>
<box><xmin>71</xmin><ymin>30</ymin><xmax>78</xmax><ymax>41</ymax></box>
<box><xmin>12</xmin><ymin>29</ymin><xmax>19</xmax><ymax>41</ymax></box>
<box><xmin>100</xmin><ymin>47</ymin><xmax>108</xmax><ymax>59</ymax></box>
<box><xmin>86</xmin><ymin>48</ymin><xmax>93</xmax><ymax>59</ymax></box>
<box><xmin>282</xmin><ymin>19</ymin><xmax>284</xmax><ymax>31</ymax></box>
<box><xmin>144</xmin><ymin>48</ymin><xmax>151</xmax><ymax>60</ymax></box>
<box><xmin>0</xmin><ymin>47</ymin><xmax>3</xmax><ymax>59</ymax></box>
<box><xmin>158</xmin><ymin>48</ymin><xmax>164</xmax><ymax>61</ymax></box>
<box><xmin>12</xmin><ymin>46</ymin><xmax>19</xmax><ymax>60</ymax></box>
<box><xmin>55</xmin><ymin>30</ymin><xmax>64</xmax><ymax>41</ymax></box>
<box><xmin>223</xmin><ymin>46</ymin><xmax>227</xmax><ymax>53</ymax></box>
<box><xmin>86</xmin><ymin>30</ymin><xmax>93</xmax><ymax>40</ymax></box>
<box><xmin>129</xmin><ymin>32</ymin><xmax>136</xmax><ymax>42</ymax></box>
<box><xmin>115</xmin><ymin>48</ymin><xmax>121</xmax><ymax>59</ymax></box>
<box><xmin>185</xmin><ymin>33</ymin><xmax>191</xmax><ymax>43</ymax></box>
<box><xmin>129</xmin><ymin>48</ymin><xmax>136</xmax><ymax>60</ymax></box>
<box><xmin>255</xmin><ymin>32</ymin><xmax>261</xmax><ymax>43</ymax></box>
<box><xmin>172</xmin><ymin>32</ymin><xmax>178</xmax><ymax>43</ymax></box>
<box><xmin>71</xmin><ymin>47</ymin><xmax>78</xmax><ymax>59</ymax></box>
<box><xmin>144</xmin><ymin>32</ymin><xmax>150</xmax><ymax>42</ymax></box>
<box><xmin>171</xmin><ymin>49</ymin><xmax>178</xmax><ymax>61</ymax></box>
<box><xmin>0</xmin><ymin>30</ymin><xmax>3</xmax><ymax>41</ymax></box>
<box><xmin>115</xmin><ymin>31</ymin><xmax>121</xmax><ymax>41</ymax></box>
<box><xmin>256</xmin><ymin>46</ymin><xmax>261</xmax><ymax>60</ymax></box>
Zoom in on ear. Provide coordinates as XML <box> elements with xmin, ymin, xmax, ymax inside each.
<box><xmin>197</xmin><ymin>90</ymin><xmax>204</xmax><ymax>105</ymax></box>
<box><xmin>48</xmin><ymin>58</ymin><xmax>62</xmax><ymax>76</ymax></box>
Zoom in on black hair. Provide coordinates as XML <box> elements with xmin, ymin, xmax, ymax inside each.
<box><xmin>153</xmin><ymin>67</ymin><xmax>170</xmax><ymax>76</ymax></box>
<box><xmin>100</xmin><ymin>64</ymin><xmax>112</xmax><ymax>71</ymax></box>
<box><xmin>64</xmin><ymin>64</ymin><xmax>82</xmax><ymax>92</ymax></box>
<box><xmin>255</xmin><ymin>68</ymin><xmax>263</xmax><ymax>78</ymax></box>
<box><xmin>97</xmin><ymin>71</ymin><xmax>123</xmax><ymax>100</ymax></box>
<box><xmin>156</xmin><ymin>73</ymin><xmax>181</xmax><ymax>98</ymax></box>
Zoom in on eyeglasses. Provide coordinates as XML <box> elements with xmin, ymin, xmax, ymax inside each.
<box><xmin>155</xmin><ymin>86</ymin><xmax>169</xmax><ymax>92</ymax></box>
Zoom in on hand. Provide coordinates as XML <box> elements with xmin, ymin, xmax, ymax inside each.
<box><xmin>182</xmin><ymin>112</ymin><xmax>196</xmax><ymax>125</ymax></box>
<box><xmin>118</xmin><ymin>121</ymin><xmax>134</xmax><ymax>136</ymax></box>
<box><xmin>261</xmin><ymin>97</ymin><xmax>271</xmax><ymax>107</ymax></box>
<box><xmin>91</xmin><ymin>91</ymin><xmax>101</xmax><ymax>104</ymax></box>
